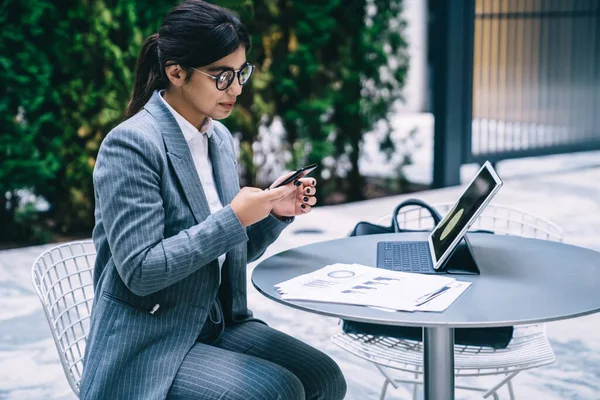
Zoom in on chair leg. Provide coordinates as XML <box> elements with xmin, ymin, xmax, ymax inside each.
<box><xmin>483</xmin><ymin>371</ymin><xmax>519</xmax><ymax>398</ymax></box>
<box><xmin>508</xmin><ymin>379</ymin><xmax>516</xmax><ymax>400</ymax></box>
<box><xmin>379</xmin><ymin>379</ymin><xmax>390</xmax><ymax>400</ymax></box>
<box><xmin>412</xmin><ymin>372</ymin><xmax>419</xmax><ymax>400</ymax></box>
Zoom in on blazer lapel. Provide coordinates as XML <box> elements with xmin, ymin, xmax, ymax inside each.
<box><xmin>207</xmin><ymin>127</ymin><xmax>238</xmax><ymax>206</ymax></box>
<box><xmin>143</xmin><ymin>91</ymin><xmax>211</xmax><ymax>224</ymax></box>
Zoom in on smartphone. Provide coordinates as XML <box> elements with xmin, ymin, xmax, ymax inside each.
<box><xmin>273</xmin><ymin>163</ymin><xmax>318</xmax><ymax>188</ymax></box>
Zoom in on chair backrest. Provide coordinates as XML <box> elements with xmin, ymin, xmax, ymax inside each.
<box><xmin>376</xmin><ymin>203</ymin><xmax>564</xmax><ymax>242</ymax></box>
<box><xmin>31</xmin><ymin>240</ymin><xmax>96</xmax><ymax>397</ymax></box>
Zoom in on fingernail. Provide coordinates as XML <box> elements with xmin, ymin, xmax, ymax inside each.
<box><xmin>312</xmin><ymin>180</ymin><xmax>316</xmax><ymax>186</ymax></box>
<box><xmin>294</xmin><ymin>180</ymin><xmax>302</xmax><ymax>186</ymax></box>
<box><xmin>301</xmin><ymin>204</ymin><xmax>306</xmax><ymax>209</ymax></box>
<box><xmin>306</xmin><ymin>188</ymin><xmax>311</xmax><ymax>194</ymax></box>
<box><xmin>303</xmin><ymin>196</ymin><xmax>308</xmax><ymax>202</ymax></box>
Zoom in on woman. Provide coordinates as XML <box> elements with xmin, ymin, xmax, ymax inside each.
<box><xmin>80</xmin><ymin>1</ymin><xmax>347</xmax><ymax>399</ymax></box>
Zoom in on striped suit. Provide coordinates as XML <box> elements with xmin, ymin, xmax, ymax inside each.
<box><xmin>80</xmin><ymin>91</ymin><xmax>346</xmax><ymax>399</ymax></box>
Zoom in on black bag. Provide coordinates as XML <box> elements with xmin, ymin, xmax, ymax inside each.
<box><xmin>344</xmin><ymin>198</ymin><xmax>513</xmax><ymax>349</ymax></box>
<box><xmin>349</xmin><ymin>199</ymin><xmax>441</xmax><ymax>237</ymax></box>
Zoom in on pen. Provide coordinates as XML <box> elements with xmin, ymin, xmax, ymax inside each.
<box><xmin>415</xmin><ymin>285</ymin><xmax>452</xmax><ymax>306</ymax></box>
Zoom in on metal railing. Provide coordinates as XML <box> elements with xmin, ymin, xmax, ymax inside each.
<box><xmin>471</xmin><ymin>0</ymin><xmax>600</xmax><ymax>162</ymax></box>
<box><xmin>432</xmin><ymin>0</ymin><xmax>600</xmax><ymax>187</ymax></box>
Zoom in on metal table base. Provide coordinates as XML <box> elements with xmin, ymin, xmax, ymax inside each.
<box><xmin>424</xmin><ymin>327</ymin><xmax>455</xmax><ymax>399</ymax></box>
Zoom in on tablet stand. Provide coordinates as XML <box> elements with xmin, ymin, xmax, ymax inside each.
<box><xmin>440</xmin><ymin>234</ymin><xmax>480</xmax><ymax>275</ymax></box>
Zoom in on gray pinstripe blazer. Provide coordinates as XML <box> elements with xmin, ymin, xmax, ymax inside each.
<box><xmin>80</xmin><ymin>91</ymin><xmax>291</xmax><ymax>399</ymax></box>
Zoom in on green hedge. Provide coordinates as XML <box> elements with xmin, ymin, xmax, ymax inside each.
<box><xmin>1</xmin><ymin>0</ymin><xmax>407</xmax><ymax>244</ymax></box>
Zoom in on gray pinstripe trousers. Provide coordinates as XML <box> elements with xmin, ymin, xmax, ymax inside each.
<box><xmin>167</xmin><ymin>301</ymin><xmax>347</xmax><ymax>400</ymax></box>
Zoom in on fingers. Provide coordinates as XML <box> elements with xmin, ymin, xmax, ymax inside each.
<box><xmin>303</xmin><ymin>184</ymin><xmax>316</xmax><ymax>196</ymax></box>
<box><xmin>298</xmin><ymin>177</ymin><xmax>316</xmax><ymax>214</ymax></box>
<box><xmin>299</xmin><ymin>193</ymin><xmax>317</xmax><ymax>206</ymax></box>
<box><xmin>299</xmin><ymin>203</ymin><xmax>312</xmax><ymax>214</ymax></box>
<box><xmin>265</xmin><ymin>180</ymin><xmax>301</xmax><ymax>201</ymax></box>
<box><xmin>298</xmin><ymin>180</ymin><xmax>317</xmax><ymax>215</ymax></box>
<box><xmin>300</xmin><ymin>177</ymin><xmax>317</xmax><ymax>196</ymax></box>
<box><xmin>299</xmin><ymin>177</ymin><xmax>317</xmax><ymax>187</ymax></box>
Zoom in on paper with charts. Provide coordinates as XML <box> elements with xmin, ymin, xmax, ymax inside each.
<box><xmin>274</xmin><ymin>263</ymin><xmax>471</xmax><ymax>312</ymax></box>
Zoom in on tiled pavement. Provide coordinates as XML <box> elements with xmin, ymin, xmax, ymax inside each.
<box><xmin>2</xmin><ymin>151</ymin><xmax>600</xmax><ymax>399</ymax></box>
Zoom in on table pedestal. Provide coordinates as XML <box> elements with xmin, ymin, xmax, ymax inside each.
<box><xmin>424</xmin><ymin>327</ymin><xmax>455</xmax><ymax>400</ymax></box>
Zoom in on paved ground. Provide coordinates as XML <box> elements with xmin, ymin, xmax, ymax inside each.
<box><xmin>2</xmin><ymin>149</ymin><xmax>600</xmax><ymax>399</ymax></box>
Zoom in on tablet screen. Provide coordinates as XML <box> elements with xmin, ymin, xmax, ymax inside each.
<box><xmin>429</xmin><ymin>164</ymin><xmax>501</xmax><ymax>266</ymax></box>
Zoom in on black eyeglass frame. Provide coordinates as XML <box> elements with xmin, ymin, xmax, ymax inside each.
<box><xmin>191</xmin><ymin>62</ymin><xmax>255</xmax><ymax>91</ymax></box>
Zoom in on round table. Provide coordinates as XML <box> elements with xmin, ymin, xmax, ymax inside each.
<box><xmin>252</xmin><ymin>232</ymin><xmax>600</xmax><ymax>400</ymax></box>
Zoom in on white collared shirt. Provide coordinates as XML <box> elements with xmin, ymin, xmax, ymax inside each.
<box><xmin>159</xmin><ymin>91</ymin><xmax>226</xmax><ymax>276</ymax></box>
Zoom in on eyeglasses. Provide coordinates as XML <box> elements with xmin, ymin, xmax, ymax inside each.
<box><xmin>192</xmin><ymin>63</ymin><xmax>255</xmax><ymax>91</ymax></box>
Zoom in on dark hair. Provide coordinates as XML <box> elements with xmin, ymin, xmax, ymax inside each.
<box><xmin>125</xmin><ymin>0</ymin><xmax>251</xmax><ymax>119</ymax></box>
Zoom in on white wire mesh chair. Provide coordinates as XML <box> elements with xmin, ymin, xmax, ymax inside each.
<box><xmin>31</xmin><ymin>240</ymin><xmax>96</xmax><ymax>398</ymax></box>
<box><xmin>333</xmin><ymin>203</ymin><xmax>562</xmax><ymax>400</ymax></box>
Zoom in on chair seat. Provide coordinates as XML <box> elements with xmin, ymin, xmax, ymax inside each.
<box><xmin>332</xmin><ymin>324</ymin><xmax>555</xmax><ymax>377</ymax></box>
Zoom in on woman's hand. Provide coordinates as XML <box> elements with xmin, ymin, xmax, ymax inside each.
<box><xmin>270</xmin><ymin>173</ymin><xmax>318</xmax><ymax>218</ymax></box>
<box><xmin>230</xmin><ymin>183</ymin><xmax>297</xmax><ymax>227</ymax></box>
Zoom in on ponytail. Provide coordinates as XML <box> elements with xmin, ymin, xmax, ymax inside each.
<box><xmin>125</xmin><ymin>33</ymin><xmax>165</xmax><ymax>119</ymax></box>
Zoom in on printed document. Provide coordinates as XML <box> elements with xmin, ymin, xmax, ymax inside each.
<box><xmin>275</xmin><ymin>263</ymin><xmax>469</xmax><ymax>312</ymax></box>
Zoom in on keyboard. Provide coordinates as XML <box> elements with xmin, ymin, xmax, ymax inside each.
<box><xmin>377</xmin><ymin>241</ymin><xmax>434</xmax><ymax>273</ymax></box>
